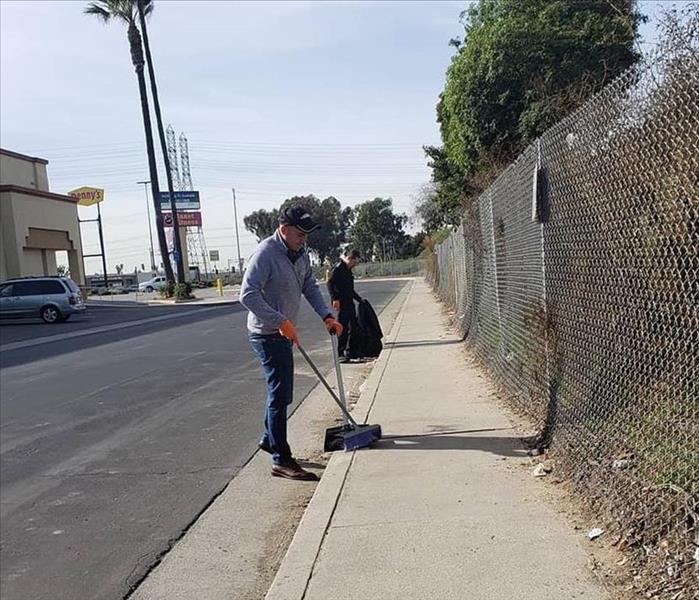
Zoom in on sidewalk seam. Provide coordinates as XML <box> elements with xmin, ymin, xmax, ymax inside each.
<box><xmin>352</xmin><ymin>278</ymin><xmax>414</xmax><ymax>425</ymax></box>
<box><xmin>299</xmin><ymin>451</ymin><xmax>357</xmax><ymax>600</ymax></box>
<box><xmin>361</xmin><ymin>279</ymin><xmax>413</xmax><ymax>424</ymax></box>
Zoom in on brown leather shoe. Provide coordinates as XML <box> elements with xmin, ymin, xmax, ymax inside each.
<box><xmin>271</xmin><ymin>459</ymin><xmax>319</xmax><ymax>481</ymax></box>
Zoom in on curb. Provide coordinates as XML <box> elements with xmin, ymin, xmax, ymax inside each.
<box><xmin>86</xmin><ymin>299</ymin><xmax>239</xmax><ymax>308</ymax></box>
<box><xmin>264</xmin><ymin>280</ymin><xmax>414</xmax><ymax>600</ymax></box>
<box><xmin>145</xmin><ymin>299</ymin><xmax>239</xmax><ymax>307</ymax></box>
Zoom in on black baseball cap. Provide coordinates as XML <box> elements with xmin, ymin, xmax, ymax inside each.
<box><xmin>279</xmin><ymin>205</ymin><xmax>320</xmax><ymax>233</ymax></box>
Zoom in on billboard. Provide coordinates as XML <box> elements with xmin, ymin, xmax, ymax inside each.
<box><xmin>163</xmin><ymin>211</ymin><xmax>202</xmax><ymax>227</ymax></box>
<box><xmin>159</xmin><ymin>190</ymin><xmax>200</xmax><ymax>210</ymax></box>
<box><xmin>69</xmin><ymin>186</ymin><xmax>104</xmax><ymax>206</ymax></box>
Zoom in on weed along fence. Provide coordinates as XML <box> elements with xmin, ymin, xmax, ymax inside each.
<box><xmin>427</xmin><ymin>29</ymin><xmax>698</xmax><ymax>599</ymax></box>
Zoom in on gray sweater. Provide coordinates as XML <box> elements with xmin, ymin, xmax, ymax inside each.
<box><xmin>240</xmin><ymin>230</ymin><xmax>331</xmax><ymax>335</ymax></box>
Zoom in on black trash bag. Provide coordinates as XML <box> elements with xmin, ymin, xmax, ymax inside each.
<box><xmin>348</xmin><ymin>299</ymin><xmax>383</xmax><ymax>358</ymax></box>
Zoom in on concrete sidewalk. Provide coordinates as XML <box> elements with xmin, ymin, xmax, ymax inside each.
<box><xmin>266</xmin><ymin>279</ymin><xmax>606</xmax><ymax>600</ymax></box>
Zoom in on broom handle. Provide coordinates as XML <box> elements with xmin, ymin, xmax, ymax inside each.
<box><xmin>330</xmin><ymin>333</ymin><xmax>350</xmax><ymax>426</ymax></box>
<box><xmin>297</xmin><ymin>344</ymin><xmax>358</xmax><ymax>427</ymax></box>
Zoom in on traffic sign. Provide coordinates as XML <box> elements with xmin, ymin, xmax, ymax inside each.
<box><xmin>159</xmin><ymin>190</ymin><xmax>200</xmax><ymax>210</ymax></box>
<box><xmin>163</xmin><ymin>211</ymin><xmax>202</xmax><ymax>227</ymax></box>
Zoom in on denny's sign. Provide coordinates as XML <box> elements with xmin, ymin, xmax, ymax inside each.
<box><xmin>69</xmin><ymin>187</ymin><xmax>104</xmax><ymax>206</ymax></box>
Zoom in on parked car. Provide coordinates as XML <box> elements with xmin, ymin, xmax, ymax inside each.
<box><xmin>138</xmin><ymin>276</ymin><xmax>167</xmax><ymax>293</ymax></box>
<box><xmin>0</xmin><ymin>276</ymin><xmax>86</xmax><ymax>323</ymax></box>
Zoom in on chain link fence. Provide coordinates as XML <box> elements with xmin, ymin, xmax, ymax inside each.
<box><xmin>353</xmin><ymin>258</ymin><xmax>422</xmax><ymax>279</ymax></box>
<box><xmin>427</xmin><ymin>21</ymin><xmax>698</xmax><ymax>599</ymax></box>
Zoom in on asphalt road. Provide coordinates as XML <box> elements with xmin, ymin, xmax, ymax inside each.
<box><xmin>0</xmin><ymin>279</ymin><xmax>407</xmax><ymax>600</ymax></box>
<box><xmin>0</xmin><ymin>302</ymin><xmax>211</xmax><ymax>347</ymax></box>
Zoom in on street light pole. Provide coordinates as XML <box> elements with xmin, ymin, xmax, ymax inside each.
<box><xmin>138</xmin><ymin>180</ymin><xmax>157</xmax><ymax>272</ymax></box>
<box><xmin>232</xmin><ymin>187</ymin><xmax>244</xmax><ymax>274</ymax></box>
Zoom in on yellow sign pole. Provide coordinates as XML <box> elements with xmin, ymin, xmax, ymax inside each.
<box><xmin>70</xmin><ymin>187</ymin><xmax>107</xmax><ymax>288</ymax></box>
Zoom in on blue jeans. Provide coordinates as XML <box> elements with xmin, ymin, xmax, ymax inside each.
<box><xmin>249</xmin><ymin>333</ymin><xmax>294</xmax><ymax>465</ymax></box>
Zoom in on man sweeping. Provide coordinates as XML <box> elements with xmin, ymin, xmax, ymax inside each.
<box><xmin>240</xmin><ymin>205</ymin><xmax>343</xmax><ymax>481</ymax></box>
<box><xmin>327</xmin><ymin>249</ymin><xmax>363</xmax><ymax>363</ymax></box>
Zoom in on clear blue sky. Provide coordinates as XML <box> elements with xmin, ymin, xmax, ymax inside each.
<box><xmin>0</xmin><ymin>0</ymin><xmax>686</xmax><ymax>273</ymax></box>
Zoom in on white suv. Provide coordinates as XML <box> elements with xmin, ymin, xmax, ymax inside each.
<box><xmin>138</xmin><ymin>276</ymin><xmax>167</xmax><ymax>293</ymax></box>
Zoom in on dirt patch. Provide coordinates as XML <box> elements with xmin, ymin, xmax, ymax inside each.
<box><xmin>248</xmin><ymin>491</ymin><xmax>314</xmax><ymax>600</ymax></box>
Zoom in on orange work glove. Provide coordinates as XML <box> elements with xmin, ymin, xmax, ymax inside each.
<box><xmin>324</xmin><ymin>317</ymin><xmax>344</xmax><ymax>337</ymax></box>
<box><xmin>332</xmin><ymin>299</ymin><xmax>341</xmax><ymax>311</ymax></box>
<box><xmin>279</xmin><ymin>319</ymin><xmax>300</xmax><ymax>346</ymax></box>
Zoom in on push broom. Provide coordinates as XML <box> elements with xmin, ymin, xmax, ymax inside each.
<box><xmin>297</xmin><ymin>334</ymin><xmax>382</xmax><ymax>451</ymax></box>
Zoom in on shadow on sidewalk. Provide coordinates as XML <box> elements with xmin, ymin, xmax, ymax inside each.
<box><xmin>384</xmin><ymin>336</ymin><xmax>466</xmax><ymax>349</ymax></box>
<box><xmin>375</xmin><ymin>427</ymin><xmax>525</xmax><ymax>458</ymax></box>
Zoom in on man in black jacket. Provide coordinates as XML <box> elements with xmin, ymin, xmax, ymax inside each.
<box><xmin>327</xmin><ymin>249</ymin><xmax>362</xmax><ymax>362</ymax></box>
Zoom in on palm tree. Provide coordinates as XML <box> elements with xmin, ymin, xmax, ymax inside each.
<box><xmin>137</xmin><ymin>0</ymin><xmax>185</xmax><ymax>284</ymax></box>
<box><xmin>84</xmin><ymin>0</ymin><xmax>174</xmax><ymax>283</ymax></box>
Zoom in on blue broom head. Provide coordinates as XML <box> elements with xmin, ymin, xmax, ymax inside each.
<box><xmin>343</xmin><ymin>424</ymin><xmax>382</xmax><ymax>451</ymax></box>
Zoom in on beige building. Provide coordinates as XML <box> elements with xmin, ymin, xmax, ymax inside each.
<box><xmin>0</xmin><ymin>148</ymin><xmax>85</xmax><ymax>284</ymax></box>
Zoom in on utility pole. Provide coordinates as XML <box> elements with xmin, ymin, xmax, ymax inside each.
<box><xmin>232</xmin><ymin>187</ymin><xmax>244</xmax><ymax>274</ymax></box>
<box><xmin>138</xmin><ymin>0</ymin><xmax>185</xmax><ymax>285</ymax></box>
<box><xmin>138</xmin><ymin>180</ymin><xmax>157</xmax><ymax>272</ymax></box>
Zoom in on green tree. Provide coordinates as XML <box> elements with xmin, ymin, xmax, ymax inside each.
<box><xmin>439</xmin><ymin>0</ymin><xmax>645</xmax><ymax>173</ymax></box>
<box><xmin>243</xmin><ymin>208</ymin><xmax>279</xmax><ymax>242</ymax></box>
<box><xmin>347</xmin><ymin>198</ymin><xmax>408</xmax><ymax>262</ymax></box>
<box><xmin>84</xmin><ymin>0</ymin><xmax>175</xmax><ymax>283</ymax></box>
<box><xmin>316</xmin><ymin>196</ymin><xmax>353</xmax><ymax>265</ymax></box>
<box><xmin>419</xmin><ymin>0</ymin><xmax>645</xmax><ymax>232</ymax></box>
<box><xmin>397</xmin><ymin>232</ymin><xmax>427</xmax><ymax>259</ymax></box>
<box><xmin>416</xmin><ymin>146</ymin><xmax>473</xmax><ymax>232</ymax></box>
<box><xmin>243</xmin><ymin>196</ymin><xmax>352</xmax><ymax>264</ymax></box>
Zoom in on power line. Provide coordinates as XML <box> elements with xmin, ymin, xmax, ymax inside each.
<box><xmin>33</xmin><ymin>139</ymin><xmax>424</xmax><ymax>153</ymax></box>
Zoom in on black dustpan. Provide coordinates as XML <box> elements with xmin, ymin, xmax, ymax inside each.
<box><xmin>324</xmin><ymin>423</ymin><xmax>383</xmax><ymax>452</ymax></box>
<box><xmin>297</xmin><ymin>335</ymin><xmax>382</xmax><ymax>452</ymax></box>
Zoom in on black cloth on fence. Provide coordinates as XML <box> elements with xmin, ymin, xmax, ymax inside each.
<box><xmin>349</xmin><ymin>299</ymin><xmax>383</xmax><ymax>358</ymax></box>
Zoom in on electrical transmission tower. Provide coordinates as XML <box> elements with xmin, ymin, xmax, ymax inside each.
<box><xmin>179</xmin><ymin>133</ymin><xmax>193</xmax><ymax>191</ymax></box>
<box><xmin>166</xmin><ymin>125</ymin><xmax>182</xmax><ymax>191</ymax></box>
<box><xmin>167</xmin><ymin>129</ymin><xmax>209</xmax><ymax>278</ymax></box>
